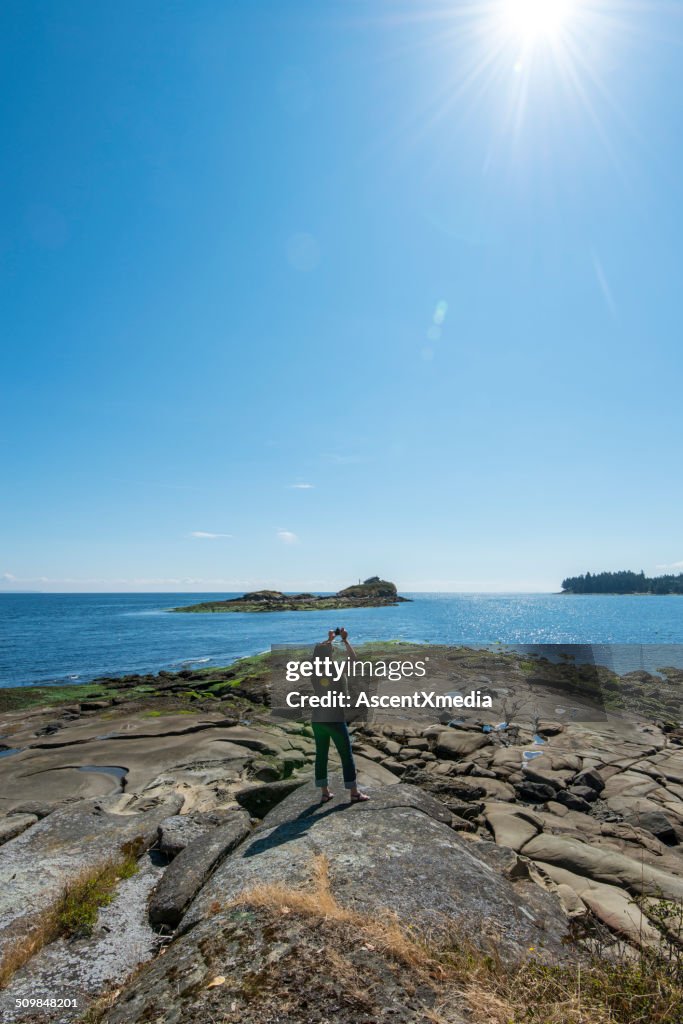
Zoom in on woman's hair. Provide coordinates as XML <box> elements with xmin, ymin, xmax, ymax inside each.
<box><xmin>312</xmin><ymin>641</ymin><xmax>332</xmax><ymax>680</ymax></box>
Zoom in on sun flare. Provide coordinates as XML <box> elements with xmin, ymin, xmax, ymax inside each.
<box><xmin>503</xmin><ymin>0</ymin><xmax>573</xmax><ymax>41</ymax></box>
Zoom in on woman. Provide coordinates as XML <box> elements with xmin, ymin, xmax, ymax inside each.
<box><xmin>310</xmin><ymin>627</ymin><xmax>369</xmax><ymax>804</ymax></box>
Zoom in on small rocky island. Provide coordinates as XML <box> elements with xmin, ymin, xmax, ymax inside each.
<box><xmin>172</xmin><ymin>576</ymin><xmax>411</xmax><ymax>613</ymax></box>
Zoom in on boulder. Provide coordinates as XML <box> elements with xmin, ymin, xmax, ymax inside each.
<box><xmin>405</xmin><ymin>738</ymin><xmax>430</xmax><ymax>751</ymax></box>
<box><xmin>449</xmin><ymin>814</ymin><xmax>477</xmax><ymax>832</ymax></box>
<box><xmin>567</xmin><ymin>785</ymin><xmax>598</xmax><ymax>803</ymax></box>
<box><xmin>603</xmin><ymin>771</ymin><xmax>659</xmax><ymax>800</ymax></box>
<box><xmin>434</xmin><ymin>731</ymin><xmax>491</xmax><ymax>760</ymax></box>
<box><xmin>234</xmin><ymin>779</ymin><xmax>307</xmax><ymax>818</ymax></box>
<box><xmin>485</xmin><ymin>807</ymin><xmax>540</xmax><ymax>852</ymax></box>
<box><xmin>351</xmin><ymin>743</ymin><xmax>385</xmax><ymax>763</ymax></box>
<box><xmin>492</xmin><ymin>747</ymin><xmax>525</xmax><ymax>770</ymax></box>
<box><xmin>554</xmin><ymin>883</ymin><xmax>587</xmax><ymax>919</ymax></box>
<box><xmin>538</xmin><ymin>809</ymin><xmax>602</xmax><ymax>837</ymax></box>
<box><xmin>539</xmin><ymin>864</ymin><xmax>661</xmax><ymax>947</ymax></box>
<box><xmin>521</xmin><ymin>833</ymin><xmax>683</xmax><ymax>900</ymax></box>
<box><xmin>621</xmin><ymin>810</ymin><xmax>678</xmax><ymax>846</ymax></box>
<box><xmin>554</xmin><ymin>790</ymin><xmax>592</xmax><ymax>814</ymax></box>
<box><xmin>246</xmin><ymin>757</ymin><xmax>287</xmax><ymax>781</ymax></box>
<box><xmin>451</xmin><ymin>799</ymin><xmax>485</xmax><ymax>822</ymax></box>
<box><xmin>404</xmin><ymin>770</ymin><xmax>486</xmax><ymax>803</ymax></box>
<box><xmin>158</xmin><ymin>810</ymin><xmax>240</xmax><ymax>858</ymax></box>
<box><xmin>536</xmin><ymin>722</ymin><xmax>564</xmax><ymax>737</ymax></box>
<box><xmin>475</xmin><ymin>777</ymin><xmax>516</xmax><ymax>801</ymax></box>
<box><xmin>574</xmin><ymin>768</ymin><xmax>605</xmax><ymax>794</ymax></box>
<box><xmin>515</xmin><ymin>781</ymin><xmax>556</xmax><ymax>804</ymax></box>
<box><xmin>34</xmin><ymin>721</ymin><xmax>64</xmax><ymax>736</ymax></box>
<box><xmin>522</xmin><ymin>768</ymin><xmax>565</xmax><ymax>791</ymax></box>
<box><xmin>600</xmin><ymin>821</ymin><xmax>667</xmax><ymax>856</ymax></box>
<box><xmin>606</xmin><ymin>793</ymin><xmax>665</xmax><ymax>820</ymax></box>
<box><xmin>547</xmin><ymin>753</ymin><xmax>583</xmax><ymax>773</ymax></box>
<box><xmin>149</xmin><ymin>810</ymin><xmax>251</xmax><ymax>929</ymax></box>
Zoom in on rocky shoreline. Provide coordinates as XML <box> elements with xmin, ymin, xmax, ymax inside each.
<box><xmin>171</xmin><ymin>576</ymin><xmax>411</xmax><ymax>613</ymax></box>
<box><xmin>1</xmin><ymin>645</ymin><xmax>682</xmax><ymax>1022</ymax></box>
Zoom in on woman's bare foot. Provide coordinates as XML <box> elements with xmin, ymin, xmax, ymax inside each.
<box><xmin>350</xmin><ymin>788</ymin><xmax>369</xmax><ymax>803</ymax></box>
<box><xmin>321</xmin><ymin>787</ymin><xmax>334</xmax><ymax>803</ymax></box>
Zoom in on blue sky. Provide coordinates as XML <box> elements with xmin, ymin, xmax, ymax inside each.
<box><xmin>1</xmin><ymin>1</ymin><xmax>682</xmax><ymax>593</ymax></box>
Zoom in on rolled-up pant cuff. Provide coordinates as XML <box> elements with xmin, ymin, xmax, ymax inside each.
<box><xmin>315</xmin><ymin>778</ymin><xmax>328</xmax><ymax>788</ymax></box>
<box><xmin>344</xmin><ymin>778</ymin><xmax>357</xmax><ymax>790</ymax></box>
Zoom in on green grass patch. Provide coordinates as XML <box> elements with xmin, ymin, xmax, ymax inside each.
<box><xmin>55</xmin><ymin>854</ymin><xmax>138</xmax><ymax>938</ymax></box>
<box><xmin>0</xmin><ymin>683</ymin><xmax>113</xmax><ymax>714</ymax></box>
<box><xmin>0</xmin><ymin>851</ymin><xmax>139</xmax><ymax>989</ymax></box>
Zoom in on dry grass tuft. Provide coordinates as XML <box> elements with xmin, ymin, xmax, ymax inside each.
<box><xmin>230</xmin><ymin>854</ymin><xmax>683</xmax><ymax>1024</ymax></box>
<box><xmin>231</xmin><ymin>854</ymin><xmax>422</xmax><ymax>970</ymax></box>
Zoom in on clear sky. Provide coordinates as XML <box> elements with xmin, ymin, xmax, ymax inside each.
<box><xmin>1</xmin><ymin>1</ymin><xmax>682</xmax><ymax>593</ymax></box>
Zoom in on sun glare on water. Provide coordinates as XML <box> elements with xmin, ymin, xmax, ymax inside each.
<box><xmin>503</xmin><ymin>0</ymin><xmax>573</xmax><ymax>42</ymax></box>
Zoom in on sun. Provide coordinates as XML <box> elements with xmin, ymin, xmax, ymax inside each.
<box><xmin>502</xmin><ymin>0</ymin><xmax>573</xmax><ymax>42</ymax></box>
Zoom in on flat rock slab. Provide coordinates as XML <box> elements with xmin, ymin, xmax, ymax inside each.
<box><xmin>539</xmin><ymin>863</ymin><xmax>661</xmax><ymax>947</ymax></box>
<box><xmin>102</xmin><ymin>902</ymin><xmax>468</xmax><ymax>1024</ymax></box>
<box><xmin>522</xmin><ymin>832</ymin><xmax>683</xmax><ymax>900</ymax></box>
<box><xmin>149</xmin><ymin>810</ymin><xmax>251</xmax><ymax>929</ymax></box>
<box><xmin>0</xmin><ymin>852</ymin><xmax>166</xmax><ymax>1024</ymax></box>
<box><xmin>1</xmin><ymin>734</ymin><xmax>253</xmax><ymax>806</ymax></box>
<box><xmin>258</xmin><ymin>779</ymin><xmax>454</xmax><ymax>831</ymax></box>
<box><xmin>0</xmin><ymin>792</ymin><xmax>183</xmax><ymax>965</ymax></box>
<box><xmin>157</xmin><ymin>814</ymin><xmax>213</xmax><ymax>857</ymax></box>
<box><xmin>620</xmin><ymin>809</ymin><xmax>678</xmax><ymax>845</ymax></box>
<box><xmin>0</xmin><ymin>813</ymin><xmax>38</xmax><ymax>845</ymax></box>
<box><xmin>156</xmin><ymin>810</ymin><xmax>243</xmax><ymax>857</ymax></box>
<box><xmin>353</xmin><ymin>753</ymin><xmax>403</xmax><ymax>787</ymax></box>
<box><xmin>21</xmin><ymin>714</ymin><xmax>230</xmax><ymax>748</ymax></box>
<box><xmin>435</xmin><ymin>730</ymin><xmax>492</xmax><ymax>759</ymax></box>
<box><xmin>182</xmin><ymin>781</ymin><xmax>569</xmax><ymax>961</ymax></box>
<box><xmin>485</xmin><ymin>806</ymin><xmax>540</xmax><ymax>852</ymax></box>
<box><xmin>211</xmin><ymin>725</ymin><xmax>285</xmax><ymax>756</ymax></box>
<box><xmin>99</xmin><ymin>781</ymin><xmax>565</xmax><ymax>1024</ymax></box>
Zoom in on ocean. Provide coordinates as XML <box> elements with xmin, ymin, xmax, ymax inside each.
<box><xmin>1</xmin><ymin>592</ymin><xmax>683</xmax><ymax>689</ymax></box>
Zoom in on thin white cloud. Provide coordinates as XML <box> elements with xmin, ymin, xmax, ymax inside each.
<box><xmin>656</xmin><ymin>560</ymin><xmax>683</xmax><ymax>571</ymax></box>
<box><xmin>322</xmin><ymin>453</ymin><xmax>366</xmax><ymax>465</ymax></box>
<box><xmin>288</xmin><ymin>483</ymin><xmax>314</xmax><ymax>489</ymax></box>
<box><xmin>591</xmin><ymin>250</ymin><xmax>617</xmax><ymax>318</ymax></box>
<box><xmin>277</xmin><ymin>529</ymin><xmax>298</xmax><ymax>544</ymax></box>
<box><xmin>1</xmin><ymin>572</ymin><xmax>16</xmax><ymax>582</ymax></box>
<box><xmin>189</xmin><ymin>531</ymin><xmax>233</xmax><ymax>539</ymax></box>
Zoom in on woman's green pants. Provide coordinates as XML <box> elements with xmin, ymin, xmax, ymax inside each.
<box><xmin>312</xmin><ymin>721</ymin><xmax>357</xmax><ymax>790</ymax></box>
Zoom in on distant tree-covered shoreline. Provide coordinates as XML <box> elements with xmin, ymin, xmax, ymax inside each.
<box><xmin>561</xmin><ymin>570</ymin><xmax>683</xmax><ymax>595</ymax></box>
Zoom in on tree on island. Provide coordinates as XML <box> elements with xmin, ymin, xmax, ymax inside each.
<box><xmin>561</xmin><ymin>570</ymin><xmax>683</xmax><ymax>595</ymax></box>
